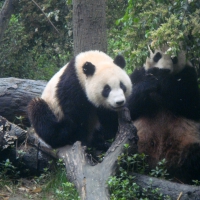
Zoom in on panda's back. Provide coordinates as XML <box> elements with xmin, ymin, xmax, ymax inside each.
<box><xmin>41</xmin><ymin>64</ymin><xmax>68</xmax><ymax>120</ymax></box>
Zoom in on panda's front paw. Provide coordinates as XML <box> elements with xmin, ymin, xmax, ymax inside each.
<box><xmin>95</xmin><ymin>141</ymin><xmax>111</xmax><ymax>151</ymax></box>
<box><xmin>144</xmin><ymin>76</ymin><xmax>158</xmax><ymax>93</ymax></box>
<box><xmin>147</xmin><ymin>67</ymin><xmax>170</xmax><ymax>76</ymax></box>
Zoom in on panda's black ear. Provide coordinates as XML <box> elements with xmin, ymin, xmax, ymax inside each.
<box><xmin>153</xmin><ymin>52</ymin><xmax>162</xmax><ymax>62</ymax></box>
<box><xmin>114</xmin><ymin>55</ymin><xmax>126</xmax><ymax>68</ymax></box>
<box><xmin>83</xmin><ymin>62</ymin><xmax>96</xmax><ymax>76</ymax></box>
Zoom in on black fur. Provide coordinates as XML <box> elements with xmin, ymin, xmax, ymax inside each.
<box><xmin>102</xmin><ymin>85</ymin><xmax>111</xmax><ymax>98</ymax></box>
<box><xmin>153</xmin><ymin>52</ymin><xmax>162</xmax><ymax>62</ymax></box>
<box><xmin>171</xmin><ymin>56</ymin><xmax>178</xmax><ymax>64</ymax></box>
<box><xmin>97</xmin><ymin>107</ymin><xmax>119</xmax><ymax>141</ymax></box>
<box><xmin>28</xmin><ymin>98</ymin><xmax>73</xmax><ymax>148</ymax></box>
<box><xmin>169</xmin><ymin>143</ymin><xmax>200</xmax><ymax>184</ymax></box>
<box><xmin>128</xmin><ymin>65</ymin><xmax>200</xmax><ymax>121</ymax></box>
<box><xmin>28</xmin><ymin>58</ymin><xmax>121</xmax><ymax>149</ymax></box>
<box><xmin>113</xmin><ymin>55</ymin><xmax>126</xmax><ymax>68</ymax></box>
<box><xmin>120</xmin><ymin>81</ymin><xmax>127</xmax><ymax>93</ymax></box>
<box><xmin>83</xmin><ymin>62</ymin><xmax>95</xmax><ymax>76</ymax></box>
<box><xmin>28</xmin><ymin>59</ymin><xmax>97</xmax><ymax>148</ymax></box>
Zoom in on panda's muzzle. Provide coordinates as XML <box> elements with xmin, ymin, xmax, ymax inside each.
<box><xmin>111</xmin><ymin>100</ymin><xmax>125</xmax><ymax>110</ymax></box>
<box><xmin>111</xmin><ymin>105</ymin><xmax>125</xmax><ymax>111</ymax></box>
<box><xmin>107</xmin><ymin>89</ymin><xmax>126</xmax><ymax>110</ymax></box>
<box><xmin>116</xmin><ymin>100</ymin><xmax>124</xmax><ymax>106</ymax></box>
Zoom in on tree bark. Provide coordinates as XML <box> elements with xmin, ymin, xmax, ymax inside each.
<box><xmin>0</xmin><ymin>77</ymin><xmax>46</xmax><ymax>125</ymax></box>
<box><xmin>0</xmin><ymin>115</ymin><xmax>56</xmax><ymax>174</ymax></box>
<box><xmin>0</xmin><ymin>0</ymin><xmax>17</xmax><ymax>41</ymax></box>
<box><xmin>73</xmin><ymin>0</ymin><xmax>107</xmax><ymax>56</ymax></box>
<box><xmin>134</xmin><ymin>173</ymin><xmax>200</xmax><ymax>200</ymax></box>
<box><xmin>58</xmin><ymin>108</ymin><xmax>138</xmax><ymax>200</ymax></box>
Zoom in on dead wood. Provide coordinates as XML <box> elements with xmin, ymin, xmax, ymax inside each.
<box><xmin>57</xmin><ymin>107</ymin><xmax>138</xmax><ymax>200</ymax></box>
<box><xmin>0</xmin><ymin>77</ymin><xmax>46</xmax><ymax>125</ymax></box>
<box><xmin>134</xmin><ymin>173</ymin><xmax>200</xmax><ymax>200</ymax></box>
<box><xmin>0</xmin><ymin>115</ymin><xmax>56</xmax><ymax>174</ymax></box>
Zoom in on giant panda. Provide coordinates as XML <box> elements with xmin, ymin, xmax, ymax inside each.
<box><xmin>28</xmin><ymin>50</ymin><xmax>132</xmax><ymax>149</ymax></box>
<box><xmin>127</xmin><ymin>47</ymin><xmax>200</xmax><ymax>184</ymax></box>
<box><xmin>134</xmin><ymin>111</ymin><xmax>200</xmax><ymax>184</ymax></box>
<box><xmin>128</xmin><ymin>46</ymin><xmax>200</xmax><ymax>121</ymax></box>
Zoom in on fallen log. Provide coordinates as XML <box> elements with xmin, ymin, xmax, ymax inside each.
<box><xmin>134</xmin><ymin>173</ymin><xmax>200</xmax><ymax>200</ymax></box>
<box><xmin>0</xmin><ymin>115</ymin><xmax>56</xmax><ymax>174</ymax></box>
<box><xmin>0</xmin><ymin>77</ymin><xmax>46</xmax><ymax>125</ymax></box>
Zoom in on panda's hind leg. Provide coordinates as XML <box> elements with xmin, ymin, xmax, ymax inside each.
<box><xmin>27</xmin><ymin>98</ymin><xmax>69</xmax><ymax>148</ymax></box>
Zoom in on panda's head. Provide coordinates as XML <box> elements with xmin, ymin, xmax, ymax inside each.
<box><xmin>144</xmin><ymin>45</ymin><xmax>174</xmax><ymax>72</ymax></box>
<box><xmin>145</xmin><ymin>45</ymin><xmax>193</xmax><ymax>73</ymax></box>
<box><xmin>172</xmin><ymin>50</ymin><xmax>193</xmax><ymax>73</ymax></box>
<box><xmin>75</xmin><ymin>51</ymin><xmax>132</xmax><ymax>110</ymax></box>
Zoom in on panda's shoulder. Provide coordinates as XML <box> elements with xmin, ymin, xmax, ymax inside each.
<box><xmin>175</xmin><ymin>65</ymin><xmax>197</xmax><ymax>79</ymax></box>
<box><xmin>130</xmin><ymin>67</ymin><xmax>146</xmax><ymax>84</ymax></box>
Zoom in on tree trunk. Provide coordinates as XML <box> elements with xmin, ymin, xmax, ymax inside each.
<box><xmin>0</xmin><ymin>77</ymin><xmax>46</xmax><ymax>125</ymax></box>
<box><xmin>73</xmin><ymin>0</ymin><xmax>107</xmax><ymax>56</ymax></box>
<box><xmin>0</xmin><ymin>0</ymin><xmax>17</xmax><ymax>41</ymax></box>
<box><xmin>58</xmin><ymin>108</ymin><xmax>138</xmax><ymax>200</ymax></box>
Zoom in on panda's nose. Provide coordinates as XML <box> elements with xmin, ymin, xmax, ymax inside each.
<box><xmin>116</xmin><ymin>100</ymin><xmax>124</xmax><ymax>106</ymax></box>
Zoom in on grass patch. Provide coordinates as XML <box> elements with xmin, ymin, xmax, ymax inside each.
<box><xmin>0</xmin><ymin>159</ymin><xmax>80</xmax><ymax>200</ymax></box>
<box><xmin>41</xmin><ymin>166</ymin><xmax>80</xmax><ymax>200</ymax></box>
<box><xmin>107</xmin><ymin>144</ymin><xmax>172</xmax><ymax>200</ymax></box>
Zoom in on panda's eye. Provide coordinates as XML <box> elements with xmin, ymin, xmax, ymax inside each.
<box><xmin>171</xmin><ymin>56</ymin><xmax>178</xmax><ymax>64</ymax></box>
<box><xmin>153</xmin><ymin>52</ymin><xmax>162</xmax><ymax>62</ymax></box>
<box><xmin>102</xmin><ymin>84</ymin><xmax>111</xmax><ymax>98</ymax></box>
<box><xmin>120</xmin><ymin>82</ymin><xmax>126</xmax><ymax>93</ymax></box>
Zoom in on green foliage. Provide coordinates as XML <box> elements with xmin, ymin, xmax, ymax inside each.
<box><xmin>109</xmin><ymin>0</ymin><xmax>200</xmax><ymax>72</ymax></box>
<box><xmin>0</xmin><ymin>0</ymin><xmax>73</xmax><ymax>80</ymax></box>
<box><xmin>0</xmin><ymin>158</ymin><xmax>79</xmax><ymax>199</ymax></box>
<box><xmin>118</xmin><ymin>144</ymin><xmax>149</xmax><ymax>174</ymax></box>
<box><xmin>41</xmin><ymin>159</ymin><xmax>80</xmax><ymax>200</ymax></box>
<box><xmin>149</xmin><ymin>159</ymin><xmax>169</xmax><ymax>179</ymax></box>
<box><xmin>192</xmin><ymin>179</ymin><xmax>200</xmax><ymax>186</ymax></box>
<box><xmin>0</xmin><ymin>159</ymin><xmax>20</xmax><ymax>180</ymax></box>
<box><xmin>107</xmin><ymin>144</ymin><xmax>172</xmax><ymax>199</ymax></box>
<box><xmin>106</xmin><ymin>0</ymin><xmax>128</xmax><ymax>28</ymax></box>
<box><xmin>55</xmin><ymin>182</ymin><xmax>80</xmax><ymax>200</ymax></box>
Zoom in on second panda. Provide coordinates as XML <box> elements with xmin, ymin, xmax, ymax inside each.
<box><xmin>28</xmin><ymin>50</ymin><xmax>132</xmax><ymax>149</ymax></box>
<box><xmin>127</xmin><ymin>47</ymin><xmax>200</xmax><ymax>183</ymax></box>
<box><xmin>128</xmin><ymin>47</ymin><xmax>200</xmax><ymax>121</ymax></box>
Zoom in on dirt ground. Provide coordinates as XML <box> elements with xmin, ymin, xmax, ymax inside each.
<box><xmin>0</xmin><ymin>178</ymin><xmax>53</xmax><ymax>200</ymax></box>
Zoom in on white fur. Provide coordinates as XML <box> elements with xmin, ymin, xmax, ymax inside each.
<box><xmin>41</xmin><ymin>50</ymin><xmax>132</xmax><ymax>117</ymax></box>
<box><xmin>145</xmin><ymin>50</ymin><xmax>174</xmax><ymax>72</ymax></box>
<box><xmin>41</xmin><ymin>64</ymin><xmax>68</xmax><ymax>120</ymax></box>
<box><xmin>75</xmin><ymin>50</ymin><xmax>113</xmax><ymax>90</ymax></box>
<box><xmin>173</xmin><ymin>51</ymin><xmax>193</xmax><ymax>74</ymax></box>
<box><xmin>145</xmin><ymin>46</ymin><xmax>193</xmax><ymax>74</ymax></box>
<box><xmin>75</xmin><ymin>50</ymin><xmax>132</xmax><ymax>110</ymax></box>
<box><xmin>108</xmin><ymin>89</ymin><xmax>125</xmax><ymax>109</ymax></box>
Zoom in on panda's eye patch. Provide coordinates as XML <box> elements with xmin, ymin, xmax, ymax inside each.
<box><xmin>171</xmin><ymin>56</ymin><xmax>178</xmax><ymax>64</ymax></box>
<box><xmin>120</xmin><ymin>81</ymin><xmax>126</xmax><ymax>93</ymax></box>
<box><xmin>153</xmin><ymin>52</ymin><xmax>162</xmax><ymax>63</ymax></box>
<box><xmin>102</xmin><ymin>84</ymin><xmax>111</xmax><ymax>98</ymax></box>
